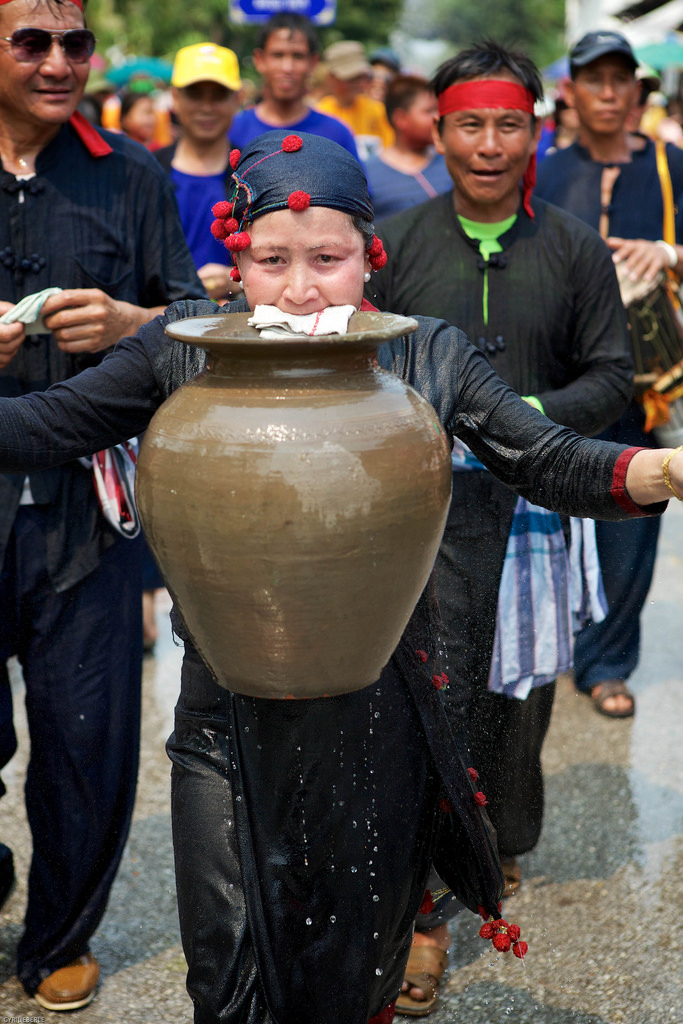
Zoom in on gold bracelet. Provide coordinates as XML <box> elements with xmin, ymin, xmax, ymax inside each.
<box><xmin>662</xmin><ymin>444</ymin><xmax>683</xmax><ymax>501</ymax></box>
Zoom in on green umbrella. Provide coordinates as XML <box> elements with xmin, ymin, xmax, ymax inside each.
<box><xmin>635</xmin><ymin>36</ymin><xmax>683</xmax><ymax>70</ymax></box>
<box><xmin>106</xmin><ymin>57</ymin><xmax>173</xmax><ymax>87</ymax></box>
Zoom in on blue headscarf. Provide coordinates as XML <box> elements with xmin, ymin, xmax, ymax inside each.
<box><xmin>229</xmin><ymin>130</ymin><xmax>374</xmax><ymax>227</ymax></box>
<box><xmin>210</xmin><ymin>131</ymin><xmax>386</xmax><ymax>278</ymax></box>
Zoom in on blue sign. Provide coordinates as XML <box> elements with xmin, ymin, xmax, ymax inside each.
<box><xmin>229</xmin><ymin>0</ymin><xmax>336</xmax><ymax>25</ymax></box>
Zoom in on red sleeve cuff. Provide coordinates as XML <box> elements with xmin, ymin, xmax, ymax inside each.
<box><xmin>611</xmin><ymin>446</ymin><xmax>651</xmax><ymax>515</ymax></box>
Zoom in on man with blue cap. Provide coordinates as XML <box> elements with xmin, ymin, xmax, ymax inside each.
<box><xmin>537</xmin><ymin>30</ymin><xmax>683</xmax><ymax>719</ymax></box>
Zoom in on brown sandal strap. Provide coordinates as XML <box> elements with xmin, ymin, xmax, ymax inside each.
<box><xmin>404</xmin><ymin>944</ymin><xmax>448</xmax><ymax>985</ymax></box>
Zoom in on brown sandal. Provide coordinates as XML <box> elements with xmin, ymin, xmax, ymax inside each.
<box><xmin>395</xmin><ymin>944</ymin><xmax>448</xmax><ymax>1017</ymax></box>
<box><xmin>590</xmin><ymin>679</ymin><xmax>635</xmax><ymax>719</ymax></box>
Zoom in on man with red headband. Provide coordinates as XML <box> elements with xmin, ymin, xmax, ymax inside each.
<box><xmin>0</xmin><ymin>0</ymin><xmax>203</xmax><ymax>1010</ymax></box>
<box><xmin>369</xmin><ymin>41</ymin><xmax>632</xmax><ymax>1015</ymax></box>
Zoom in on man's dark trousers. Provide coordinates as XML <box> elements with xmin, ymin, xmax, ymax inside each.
<box><xmin>0</xmin><ymin>506</ymin><xmax>142</xmax><ymax>993</ymax></box>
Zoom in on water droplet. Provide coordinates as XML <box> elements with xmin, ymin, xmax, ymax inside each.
<box><xmin>372</xmin><ymin>894</ymin><xmax>379</xmax><ymax>902</ymax></box>
<box><xmin>351</xmin><ymin>866</ymin><xmax>358</xmax><ymax>873</ymax></box>
<box><xmin>375</xmin><ymin>967</ymin><xmax>383</xmax><ymax>976</ymax></box>
<box><xmin>373</xmin><ymin>932</ymin><xmax>379</xmax><ymax>940</ymax></box>
<box><xmin>330</xmin><ymin>915</ymin><xmax>336</xmax><ymax>924</ymax></box>
<box><xmin>244</xmin><ymin>726</ymin><xmax>249</xmax><ymax>732</ymax></box>
<box><xmin>374</xmin><ymin>711</ymin><xmax>380</xmax><ymax>718</ymax></box>
<box><xmin>352</xmin><ymin>820</ymin><xmax>358</xmax><ymax>828</ymax></box>
<box><xmin>235</xmin><ymin>795</ymin><xmax>242</xmax><ymax>802</ymax></box>
<box><xmin>306</xmin><ymin>917</ymin><xmax>312</xmax><ymax>926</ymax></box>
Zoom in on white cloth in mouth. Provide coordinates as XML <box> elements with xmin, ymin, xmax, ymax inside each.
<box><xmin>0</xmin><ymin>287</ymin><xmax>63</xmax><ymax>336</ymax></box>
<box><xmin>248</xmin><ymin>304</ymin><xmax>356</xmax><ymax>340</ymax></box>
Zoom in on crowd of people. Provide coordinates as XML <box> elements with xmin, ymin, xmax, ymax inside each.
<box><xmin>1</xmin><ymin>1</ymin><xmax>682</xmax><ymax>1022</ymax></box>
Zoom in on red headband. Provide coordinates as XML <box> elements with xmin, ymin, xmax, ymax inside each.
<box><xmin>0</xmin><ymin>0</ymin><xmax>83</xmax><ymax>5</ymax></box>
<box><xmin>437</xmin><ymin>80</ymin><xmax>536</xmax><ymax>118</ymax></box>
<box><xmin>437</xmin><ymin>80</ymin><xmax>537</xmax><ymax>218</ymax></box>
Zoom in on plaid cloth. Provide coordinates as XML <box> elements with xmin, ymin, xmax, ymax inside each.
<box><xmin>488</xmin><ymin>496</ymin><xmax>607</xmax><ymax>699</ymax></box>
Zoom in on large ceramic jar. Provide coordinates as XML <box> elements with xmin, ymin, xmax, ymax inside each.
<box><xmin>136</xmin><ymin>311</ymin><xmax>452</xmax><ymax>699</ymax></box>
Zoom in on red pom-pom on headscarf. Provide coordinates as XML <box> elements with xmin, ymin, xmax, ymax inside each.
<box><xmin>229</xmin><ymin>266</ymin><xmax>242</xmax><ymax>282</ymax></box>
<box><xmin>467</xmin><ymin>766</ymin><xmax>479</xmax><ymax>782</ymax></box>
<box><xmin>225</xmin><ymin>231</ymin><xmax>251</xmax><ymax>252</ymax></box>
<box><xmin>212</xmin><ymin>200</ymin><xmax>233</xmax><ymax>219</ymax></box>
<box><xmin>473</xmin><ymin>791</ymin><xmax>488</xmax><ymax>806</ymax></box>
<box><xmin>229</xmin><ymin>149</ymin><xmax>241</xmax><ymax>169</ymax></box>
<box><xmin>367</xmin><ymin>235</ymin><xmax>387</xmax><ymax>271</ymax></box>
<box><xmin>224</xmin><ymin>218</ymin><xmax>239</xmax><ymax>234</ymax></box>
<box><xmin>211</xmin><ymin>220</ymin><xmax>228</xmax><ymax>240</ymax></box>
<box><xmin>369</xmin><ymin>250</ymin><xmax>387</xmax><ymax>271</ymax></box>
<box><xmin>493</xmin><ymin>933</ymin><xmax>512</xmax><ymax>953</ymax></box>
<box><xmin>287</xmin><ymin>190</ymin><xmax>311</xmax><ymax>211</ymax></box>
<box><xmin>512</xmin><ymin>941</ymin><xmax>528</xmax><ymax>959</ymax></box>
<box><xmin>368</xmin><ymin>235</ymin><xmax>384</xmax><ymax>257</ymax></box>
<box><xmin>282</xmin><ymin>134</ymin><xmax>303</xmax><ymax>152</ymax></box>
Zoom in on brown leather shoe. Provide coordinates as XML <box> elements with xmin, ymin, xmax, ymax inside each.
<box><xmin>34</xmin><ymin>953</ymin><xmax>99</xmax><ymax>1011</ymax></box>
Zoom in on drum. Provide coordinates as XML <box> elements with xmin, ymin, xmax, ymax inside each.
<box><xmin>618</xmin><ymin>265</ymin><xmax>683</xmax><ymax>391</ymax></box>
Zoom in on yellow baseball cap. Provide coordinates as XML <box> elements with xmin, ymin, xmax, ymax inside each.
<box><xmin>172</xmin><ymin>43</ymin><xmax>241</xmax><ymax>92</ymax></box>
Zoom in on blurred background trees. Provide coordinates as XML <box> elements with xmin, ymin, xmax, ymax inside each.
<box><xmin>85</xmin><ymin>0</ymin><xmax>565</xmax><ymax>77</ymax></box>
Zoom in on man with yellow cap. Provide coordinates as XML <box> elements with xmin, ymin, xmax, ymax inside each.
<box><xmin>156</xmin><ymin>43</ymin><xmax>243</xmax><ymax>302</ymax></box>
<box><xmin>0</xmin><ymin>0</ymin><xmax>203</xmax><ymax>1010</ymax></box>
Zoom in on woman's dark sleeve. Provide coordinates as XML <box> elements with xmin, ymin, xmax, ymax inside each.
<box><xmin>0</xmin><ymin>298</ymin><xmax>217</xmax><ymax>471</ymax></box>
<box><xmin>378</xmin><ymin>315</ymin><xmax>666</xmax><ymax>522</ymax></box>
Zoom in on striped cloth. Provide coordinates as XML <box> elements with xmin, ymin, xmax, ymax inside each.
<box><xmin>488</xmin><ymin>496</ymin><xmax>607</xmax><ymax>700</ymax></box>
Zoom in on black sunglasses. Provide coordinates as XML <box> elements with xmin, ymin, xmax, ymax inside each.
<box><xmin>0</xmin><ymin>27</ymin><xmax>96</xmax><ymax>64</ymax></box>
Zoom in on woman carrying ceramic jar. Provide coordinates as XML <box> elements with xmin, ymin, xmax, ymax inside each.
<box><xmin>0</xmin><ymin>132</ymin><xmax>681</xmax><ymax>1024</ymax></box>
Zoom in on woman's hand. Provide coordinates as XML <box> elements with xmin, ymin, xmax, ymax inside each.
<box><xmin>627</xmin><ymin>446</ymin><xmax>683</xmax><ymax>504</ymax></box>
<box><xmin>665</xmin><ymin>446</ymin><xmax>683</xmax><ymax>500</ymax></box>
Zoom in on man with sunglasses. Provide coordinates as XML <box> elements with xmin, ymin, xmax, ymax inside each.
<box><xmin>0</xmin><ymin>0</ymin><xmax>203</xmax><ymax>1011</ymax></box>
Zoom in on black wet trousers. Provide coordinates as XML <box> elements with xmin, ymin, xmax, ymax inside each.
<box><xmin>168</xmin><ymin>644</ymin><xmax>447</xmax><ymax>1024</ymax></box>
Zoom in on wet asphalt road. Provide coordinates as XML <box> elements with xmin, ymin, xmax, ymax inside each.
<box><xmin>0</xmin><ymin>503</ymin><xmax>681</xmax><ymax>1024</ymax></box>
